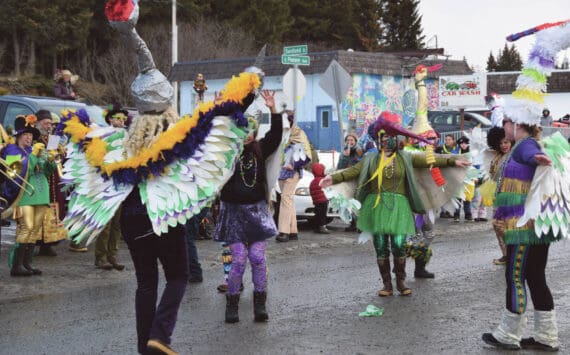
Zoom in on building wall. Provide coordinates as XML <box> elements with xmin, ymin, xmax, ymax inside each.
<box><xmin>179</xmin><ymin>72</ymin><xmax>440</xmax><ymax>151</ymax></box>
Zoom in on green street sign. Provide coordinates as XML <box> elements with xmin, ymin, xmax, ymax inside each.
<box><xmin>283</xmin><ymin>45</ymin><xmax>308</xmax><ymax>56</ymax></box>
<box><xmin>281</xmin><ymin>55</ymin><xmax>310</xmax><ymax>66</ymax></box>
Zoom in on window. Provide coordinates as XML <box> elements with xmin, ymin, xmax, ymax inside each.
<box><xmin>4</xmin><ymin>103</ymin><xmax>33</xmax><ymax>131</ymax></box>
<box><xmin>321</xmin><ymin>110</ymin><xmax>329</xmax><ymax>128</ymax></box>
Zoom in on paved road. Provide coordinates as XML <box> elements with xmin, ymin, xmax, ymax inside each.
<box><xmin>0</xmin><ymin>217</ymin><xmax>568</xmax><ymax>354</ymax></box>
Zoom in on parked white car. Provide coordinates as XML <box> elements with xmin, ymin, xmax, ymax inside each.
<box><xmin>273</xmin><ymin>151</ymin><xmax>341</xmax><ymax>224</ymax></box>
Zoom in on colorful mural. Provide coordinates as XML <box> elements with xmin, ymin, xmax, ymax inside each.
<box><xmin>341</xmin><ymin>73</ymin><xmax>439</xmax><ymax>137</ymax></box>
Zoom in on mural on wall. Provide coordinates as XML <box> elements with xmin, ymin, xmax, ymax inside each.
<box><xmin>341</xmin><ymin>73</ymin><xmax>439</xmax><ymax>137</ymax></box>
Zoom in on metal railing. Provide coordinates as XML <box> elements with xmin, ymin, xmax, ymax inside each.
<box><xmin>438</xmin><ymin>126</ymin><xmax>570</xmax><ymax>145</ymax></box>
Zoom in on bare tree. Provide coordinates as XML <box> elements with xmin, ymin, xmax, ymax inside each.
<box><xmin>178</xmin><ymin>18</ymin><xmax>256</xmax><ymax>61</ymax></box>
<box><xmin>0</xmin><ymin>41</ymin><xmax>6</xmax><ymax>73</ymax></box>
<box><xmin>95</xmin><ymin>41</ymin><xmax>138</xmax><ymax>106</ymax></box>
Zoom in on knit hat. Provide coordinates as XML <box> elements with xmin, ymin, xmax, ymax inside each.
<box><xmin>35</xmin><ymin>109</ymin><xmax>53</xmax><ymax>122</ymax></box>
<box><xmin>504</xmin><ymin>20</ymin><xmax>570</xmax><ymax>126</ymax></box>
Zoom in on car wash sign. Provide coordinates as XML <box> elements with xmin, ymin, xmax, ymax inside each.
<box><xmin>438</xmin><ymin>73</ymin><xmax>487</xmax><ymax>108</ymax></box>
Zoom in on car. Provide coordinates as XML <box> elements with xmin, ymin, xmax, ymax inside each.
<box><xmin>0</xmin><ymin>95</ymin><xmax>107</xmax><ymax>132</ymax></box>
<box><xmin>428</xmin><ymin>110</ymin><xmax>492</xmax><ymax>133</ymax></box>
<box><xmin>273</xmin><ymin>151</ymin><xmax>342</xmax><ymax>225</ymax></box>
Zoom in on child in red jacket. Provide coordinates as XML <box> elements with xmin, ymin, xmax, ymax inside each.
<box><xmin>309</xmin><ymin>163</ymin><xmax>330</xmax><ymax>234</ymax></box>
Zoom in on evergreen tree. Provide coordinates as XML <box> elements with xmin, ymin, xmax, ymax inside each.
<box><xmin>378</xmin><ymin>0</ymin><xmax>425</xmax><ymax>50</ymax></box>
<box><xmin>507</xmin><ymin>44</ymin><xmax>523</xmax><ymax>70</ymax></box>
<box><xmin>493</xmin><ymin>43</ymin><xmax>523</xmax><ymax>71</ymax></box>
<box><xmin>486</xmin><ymin>51</ymin><xmax>497</xmax><ymax>72</ymax></box>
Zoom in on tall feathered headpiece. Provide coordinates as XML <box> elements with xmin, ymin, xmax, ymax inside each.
<box><xmin>504</xmin><ymin>20</ymin><xmax>570</xmax><ymax>126</ymax></box>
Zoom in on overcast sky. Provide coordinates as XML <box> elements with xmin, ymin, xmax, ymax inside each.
<box><xmin>418</xmin><ymin>0</ymin><xmax>569</xmax><ymax>72</ymax></box>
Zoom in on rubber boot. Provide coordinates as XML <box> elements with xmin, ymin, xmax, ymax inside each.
<box><xmin>253</xmin><ymin>291</ymin><xmax>269</xmax><ymax>322</ymax></box>
<box><xmin>37</xmin><ymin>244</ymin><xmax>57</xmax><ymax>256</ymax></box>
<box><xmin>482</xmin><ymin>308</ymin><xmax>525</xmax><ymax>350</ymax></box>
<box><xmin>414</xmin><ymin>257</ymin><xmax>434</xmax><ymax>278</ymax></box>
<box><xmin>10</xmin><ymin>245</ymin><xmax>33</xmax><ymax>277</ymax></box>
<box><xmin>376</xmin><ymin>258</ymin><xmax>393</xmax><ymax>297</ymax></box>
<box><xmin>225</xmin><ymin>293</ymin><xmax>240</xmax><ymax>323</ymax></box>
<box><xmin>22</xmin><ymin>244</ymin><xmax>42</xmax><ymax>275</ymax></box>
<box><xmin>393</xmin><ymin>257</ymin><xmax>412</xmax><ymax>296</ymax></box>
<box><xmin>107</xmin><ymin>256</ymin><xmax>125</xmax><ymax>271</ymax></box>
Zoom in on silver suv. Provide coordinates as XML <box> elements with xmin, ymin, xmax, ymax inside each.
<box><xmin>0</xmin><ymin>95</ymin><xmax>106</xmax><ymax>132</ymax></box>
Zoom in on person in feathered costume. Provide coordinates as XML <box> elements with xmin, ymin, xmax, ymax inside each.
<box><xmin>320</xmin><ymin>111</ymin><xmax>470</xmax><ymax>297</ymax></box>
<box><xmin>59</xmin><ymin>1</ymin><xmax>264</xmax><ymax>354</ymax></box>
<box><xmin>482</xmin><ymin>20</ymin><xmax>570</xmax><ymax>352</ymax></box>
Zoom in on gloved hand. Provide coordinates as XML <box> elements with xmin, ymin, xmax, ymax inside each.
<box><xmin>32</xmin><ymin>143</ymin><xmax>45</xmax><ymax>156</ymax></box>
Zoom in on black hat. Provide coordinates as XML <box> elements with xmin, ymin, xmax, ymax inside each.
<box><xmin>14</xmin><ymin>115</ymin><xmax>40</xmax><ymax>140</ymax></box>
<box><xmin>456</xmin><ymin>136</ymin><xmax>470</xmax><ymax>145</ymax></box>
<box><xmin>104</xmin><ymin>104</ymin><xmax>130</xmax><ymax>126</ymax></box>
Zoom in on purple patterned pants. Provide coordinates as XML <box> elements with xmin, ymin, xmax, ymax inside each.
<box><xmin>227</xmin><ymin>241</ymin><xmax>267</xmax><ymax>295</ymax></box>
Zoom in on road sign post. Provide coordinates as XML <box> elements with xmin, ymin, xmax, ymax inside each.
<box><xmin>281</xmin><ymin>55</ymin><xmax>310</xmax><ymax>66</ymax></box>
<box><xmin>282</xmin><ymin>45</ymin><xmax>310</xmax><ymax>115</ymax></box>
<box><xmin>283</xmin><ymin>45</ymin><xmax>308</xmax><ymax>56</ymax></box>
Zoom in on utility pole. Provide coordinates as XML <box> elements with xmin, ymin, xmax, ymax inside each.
<box><xmin>172</xmin><ymin>0</ymin><xmax>178</xmax><ymax>113</ymax></box>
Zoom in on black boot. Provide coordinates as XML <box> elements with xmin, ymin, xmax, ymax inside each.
<box><xmin>37</xmin><ymin>244</ymin><xmax>57</xmax><ymax>256</ymax></box>
<box><xmin>253</xmin><ymin>291</ymin><xmax>268</xmax><ymax>322</ymax></box>
<box><xmin>275</xmin><ymin>233</ymin><xmax>289</xmax><ymax>242</ymax></box>
<box><xmin>10</xmin><ymin>245</ymin><xmax>33</xmax><ymax>277</ymax></box>
<box><xmin>414</xmin><ymin>257</ymin><xmax>434</xmax><ymax>278</ymax></box>
<box><xmin>22</xmin><ymin>244</ymin><xmax>42</xmax><ymax>275</ymax></box>
<box><xmin>225</xmin><ymin>294</ymin><xmax>240</xmax><ymax>323</ymax></box>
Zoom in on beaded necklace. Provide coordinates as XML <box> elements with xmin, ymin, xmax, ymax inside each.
<box><xmin>239</xmin><ymin>151</ymin><xmax>258</xmax><ymax>188</ymax></box>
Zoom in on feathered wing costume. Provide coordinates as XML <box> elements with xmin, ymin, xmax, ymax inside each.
<box><xmin>60</xmin><ymin>1</ymin><xmax>261</xmax><ymax>245</ymax></box>
<box><xmin>518</xmin><ymin>133</ymin><xmax>570</xmax><ymax>239</ymax></box>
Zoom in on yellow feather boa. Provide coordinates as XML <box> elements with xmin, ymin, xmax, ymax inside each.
<box><xmin>63</xmin><ymin>72</ymin><xmax>261</xmax><ymax>176</ymax></box>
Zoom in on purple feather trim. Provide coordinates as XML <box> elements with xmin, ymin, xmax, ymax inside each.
<box><xmin>493</xmin><ymin>205</ymin><xmax>525</xmax><ymax>220</ymax></box>
<box><xmin>293</xmin><ymin>156</ymin><xmax>311</xmax><ymax>170</ymax></box>
<box><xmin>64</xmin><ymin>101</ymin><xmax>247</xmax><ymax>186</ymax></box>
<box><xmin>528</xmin><ymin>50</ymin><xmax>555</xmax><ymax>68</ymax></box>
<box><xmin>502</xmin><ymin>167</ymin><xmax>535</xmax><ymax>181</ymax></box>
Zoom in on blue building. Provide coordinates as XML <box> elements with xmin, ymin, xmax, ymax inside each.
<box><xmin>169</xmin><ymin>50</ymin><xmax>473</xmax><ymax>151</ymax></box>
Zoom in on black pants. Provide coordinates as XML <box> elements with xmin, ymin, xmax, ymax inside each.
<box><xmin>313</xmin><ymin>202</ymin><xmax>329</xmax><ymax>229</ymax></box>
<box><xmin>121</xmin><ymin>190</ymin><xmax>189</xmax><ymax>354</ymax></box>
<box><xmin>505</xmin><ymin>244</ymin><xmax>553</xmax><ymax>314</ymax></box>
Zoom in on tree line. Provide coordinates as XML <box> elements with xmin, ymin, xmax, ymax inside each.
<box><xmin>5</xmin><ymin>1</ymin><xmax>545</xmax><ymax>106</ymax></box>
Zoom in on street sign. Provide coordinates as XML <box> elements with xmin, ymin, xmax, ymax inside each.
<box><xmin>283</xmin><ymin>45</ymin><xmax>308</xmax><ymax>56</ymax></box>
<box><xmin>283</xmin><ymin>67</ymin><xmax>307</xmax><ymax>109</ymax></box>
<box><xmin>281</xmin><ymin>55</ymin><xmax>310</xmax><ymax>66</ymax></box>
<box><xmin>319</xmin><ymin>60</ymin><xmax>353</xmax><ymax>150</ymax></box>
<box><xmin>319</xmin><ymin>60</ymin><xmax>352</xmax><ymax>103</ymax></box>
